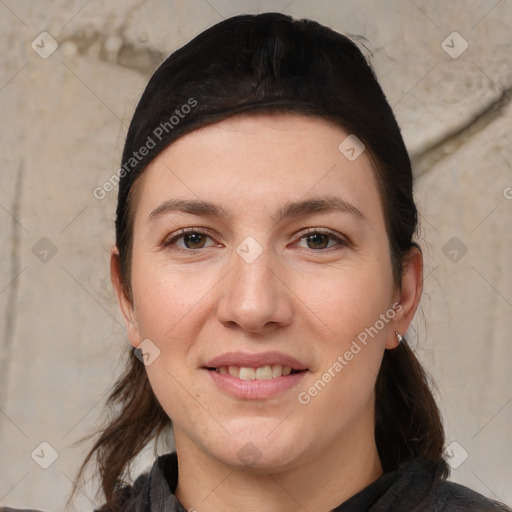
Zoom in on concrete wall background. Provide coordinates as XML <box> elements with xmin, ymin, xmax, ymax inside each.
<box><xmin>0</xmin><ymin>1</ymin><xmax>511</xmax><ymax>510</ymax></box>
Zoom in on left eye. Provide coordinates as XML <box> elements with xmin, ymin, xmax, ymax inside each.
<box><xmin>296</xmin><ymin>231</ymin><xmax>344</xmax><ymax>250</ymax></box>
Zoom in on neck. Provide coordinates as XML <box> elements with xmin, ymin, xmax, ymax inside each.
<box><xmin>174</xmin><ymin>411</ymin><xmax>383</xmax><ymax>512</ymax></box>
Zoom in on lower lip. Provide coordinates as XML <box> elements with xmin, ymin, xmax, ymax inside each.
<box><xmin>205</xmin><ymin>369</ymin><xmax>308</xmax><ymax>399</ymax></box>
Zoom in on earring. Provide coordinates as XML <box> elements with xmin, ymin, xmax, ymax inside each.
<box><xmin>395</xmin><ymin>331</ymin><xmax>404</xmax><ymax>344</ymax></box>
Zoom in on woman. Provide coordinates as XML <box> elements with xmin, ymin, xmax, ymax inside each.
<box><xmin>3</xmin><ymin>11</ymin><xmax>510</xmax><ymax>512</ymax></box>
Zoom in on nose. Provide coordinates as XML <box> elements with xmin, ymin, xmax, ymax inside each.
<box><xmin>216</xmin><ymin>245</ymin><xmax>294</xmax><ymax>333</ymax></box>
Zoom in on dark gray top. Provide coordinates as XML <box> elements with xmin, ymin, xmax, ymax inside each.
<box><xmin>2</xmin><ymin>452</ymin><xmax>510</xmax><ymax>511</ymax></box>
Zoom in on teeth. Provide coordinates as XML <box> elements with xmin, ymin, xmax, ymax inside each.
<box><xmin>215</xmin><ymin>364</ymin><xmax>299</xmax><ymax>380</ymax></box>
<box><xmin>272</xmin><ymin>364</ymin><xmax>283</xmax><ymax>377</ymax></box>
<box><xmin>239</xmin><ymin>367</ymin><xmax>256</xmax><ymax>380</ymax></box>
<box><xmin>255</xmin><ymin>365</ymin><xmax>272</xmax><ymax>380</ymax></box>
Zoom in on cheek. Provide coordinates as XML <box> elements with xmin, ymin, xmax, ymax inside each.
<box><xmin>130</xmin><ymin>255</ymin><xmax>213</xmax><ymax>343</ymax></box>
<box><xmin>294</xmin><ymin>260</ymin><xmax>394</xmax><ymax>340</ymax></box>
<box><xmin>129</xmin><ymin>257</ymin><xmax>215</xmax><ymax>418</ymax></box>
<box><xmin>294</xmin><ymin>260</ymin><xmax>392</xmax><ymax>397</ymax></box>
<box><xmin>296</xmin><ymin>283</ymin><xmax>388</xmax><ymax>426</ymax></box>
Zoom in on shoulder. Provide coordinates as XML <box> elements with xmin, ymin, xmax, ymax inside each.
<box><xmin>95</xmin><ymin>452</ymin><xmax>179</xmax><ymax>512</ymax></box>
<box><xmin>374</xmin><ymin>458</ymin><xmax>511</xmax><ymax>512</ymax></box>
<box><xmin>424</xmin><ymin>479</ymin><xmax>511</xmax><ymax>511</ymax></box>
<box><xmin>0</xmin><ymin>454</ymin><xmax>179</xmax><ymax>512</ymax></box>
<box><xmin>93</xmin><ymin>468</ymin><xmax>153</xmax><ymax>512</ymax></box>
<box><xmin>0</xmin><ymin>467</ymin><xmax>153</xmax><ymax>512</ymax></box>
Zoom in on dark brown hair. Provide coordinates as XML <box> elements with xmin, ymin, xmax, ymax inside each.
<box><xmin>76</xmin><ymin>12</ymin><xmax>449</xmax><ymax>508</ymax></box>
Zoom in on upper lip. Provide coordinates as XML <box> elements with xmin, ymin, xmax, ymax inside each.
<box><xmin>204</xmin><ymin>351</ymin><xmax>308</xmax><ymax>370</ymax></box>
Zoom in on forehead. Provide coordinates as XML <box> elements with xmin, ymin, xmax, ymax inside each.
<box><xmin>131</xmin><ymin>113</ymin><xmax>384</xmax><ymax>227</ymax></box>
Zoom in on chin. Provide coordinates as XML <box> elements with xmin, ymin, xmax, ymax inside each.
<box><xmin>210</xmin><ymin>417</ymin><xmax>307</xmax><ymax>471</ymax></box>
<box><xmin>219</xmin><ymin>446</ymin><xmax>301</xmax><ymax>473</ymax></box>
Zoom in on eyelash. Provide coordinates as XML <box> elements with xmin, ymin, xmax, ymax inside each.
<box><xmin>161</xmin><ymin>227</ymin><xmax>347</xmax><ymax>253</ymax></box>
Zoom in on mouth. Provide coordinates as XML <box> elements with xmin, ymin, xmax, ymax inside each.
<box><xmin>204</xmin><ymin>366</ymin><xmax>308</xmax><ymax>400</ymax></box>
<box><xmin>202</xmin><ymin>351</ymin><xmax>309</xmax><ymax>399</ymax></box>
<box><xmin>205</xmin><ymin>365</ymin><xmax>305</xmax><ymax>380</ymax></box>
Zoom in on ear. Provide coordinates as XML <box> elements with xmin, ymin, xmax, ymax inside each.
<box><xmin>110</xmin><ymin>246</ymin><xmax>142</xmax><ymax>348</ymax></box>
<box><xmin>385</xmin><ymin>246</ymin><xmax>423</xmax><ymax>349</ymax></box>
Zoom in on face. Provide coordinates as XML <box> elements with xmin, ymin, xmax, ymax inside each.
<box><xmin>113</xmin><ymin>113</ymin><xmax>420</xmax><ymax>472</ymax></box>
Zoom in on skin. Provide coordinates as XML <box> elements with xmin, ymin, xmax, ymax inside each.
<box><xmin>111</xmin><ymin>113</ymin><xmax>423</xmax><ymax>512</ymax></box>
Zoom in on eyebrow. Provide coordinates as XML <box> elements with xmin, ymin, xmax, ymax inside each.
<box><xmin>148</xmin><ymin>196</ymin><xmax>366</xmax><ymax>223</ymax></box>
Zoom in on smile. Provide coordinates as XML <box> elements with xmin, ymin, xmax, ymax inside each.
<box><xmin>207</xmin><ymin>364</ymin><xmax>302</xmax><ymax>380</ymax></box>
<box><xmin>204</xmin><ymin>368</ymin><xmax>308</xmax><ymax>399</ymax></box>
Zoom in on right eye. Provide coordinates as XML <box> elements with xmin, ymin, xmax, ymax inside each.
<box><xmin>163</xmin><ymin>228</ymin><xmax>218</xmax><ymax>251</ymax></box>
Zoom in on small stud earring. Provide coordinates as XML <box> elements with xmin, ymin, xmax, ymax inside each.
<box><xmin>395</xmin><ymin>331</ymin><xmax>404</xmax><ymax>344</ymax></box>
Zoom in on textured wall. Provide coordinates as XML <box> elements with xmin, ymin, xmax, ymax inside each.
<box><xmin>0</xmin><ymin>1</ymin><xmax>511</xmax><ymax>510</ymax></box>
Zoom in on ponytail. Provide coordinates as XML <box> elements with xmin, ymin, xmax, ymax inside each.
<box><xmin>74</xmin><ymin>353</ymin><xmax>170</xmax><ymax>506</ymax></box>
<box><xmin>375</xmin><ymin>339</ymin><xmax>449</xmax><ymax>477</ymax></box>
